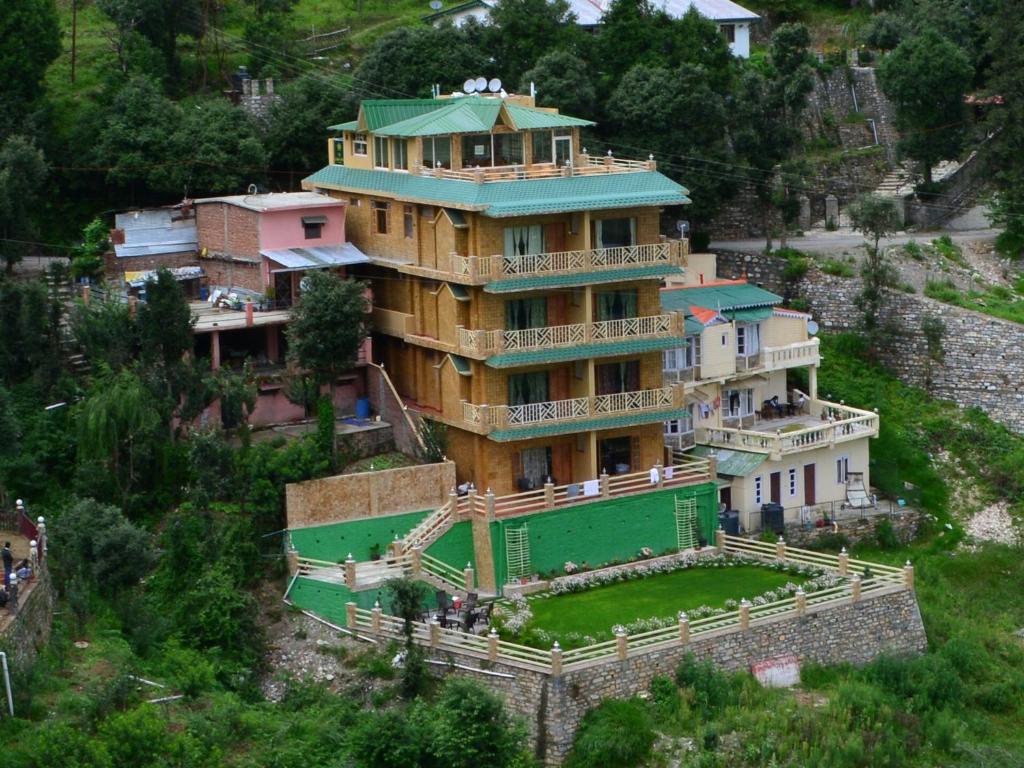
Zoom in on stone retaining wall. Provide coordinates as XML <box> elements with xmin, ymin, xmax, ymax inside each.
<box><xmin>779</xmin><ymin>509</ymin><xmax>921</xmax><ymax>548</ymax></box>
<box><xmin>0</xmin><ymin>568</ymin><xmax>55</xmax><ymax>674</ymax></box>
<box><xmin>428</xmin><ymin>587</ymin><xmax>926</xmax><ymax>765</ymax></box>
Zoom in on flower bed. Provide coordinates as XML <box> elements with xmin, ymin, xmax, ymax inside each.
<box><xmin>494</xmin><ymin>553</ymin><xmax>842</xmax><ymax>650</ymax></box>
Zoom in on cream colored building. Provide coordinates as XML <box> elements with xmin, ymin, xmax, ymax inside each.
<box><xmin>660</xmin><ymin>255</ymin><xmax>879</xmax><ymax>531</ymax></box>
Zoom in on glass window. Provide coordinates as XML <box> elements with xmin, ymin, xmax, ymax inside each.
<box><xmin>737</xmin><ymin>323</ymin><xmax>761</xmax><ymax>356</ymax></box>
<box><xmin>595</xmin><ymin>290</ymin><xmax>638</xmax><ymax>321</ymax></box>
<box><xmin>506</xmin><ymin>298</ymin><xmax>547</xmax><ymax>331</ymax></box>
<box><xmin>596</xmin><ymin>361</ymin><xmax>640</xmax><ymax>395</ymax></box>
<box><xmin>332</xmin><ymin>138</ymin><xmax>344</xmax><ymax>164</ymax></box>
<box><xmin>531</xmin><ymin>130</ymin><xmax>553</xmax><ymax>164</ymax></box>
<box><xmin>373</xmin><ymin>136</ymin><xmax>389</xmax><ymax>168</ymax></box>
<box><xmin>403</xmin><ymin>205</ymin><xmax>414</xmax><ymax>239</ymax></box>
<box><xmin>353</xmin><ymin>134</ymin><xmax>368</xmax><ymax>156</ymax></box>
<box><xmin>600</xmin><ymin>436</ymin><xmax>633</xmax><ymax>475</ymax></box>
<box><xmin>372</xmin><ymin>200</ymin><xmax>389</xmax><ymax>234</ymax></box>
<box><xmin>722</xmin><ymin>24</ymin><xmax>736</xmax><ymax>43</ymax></box>
<box><xmin>686</xmin><ymin>335</ymin><xmax>701</xmax><ymax>367</ymax></box>
<box><xmin>503</xmin><ymin>225</ymin><xmax>544</xmax><ymax>258</ymax></box>
<box><xmin>303</xmin><ymin>222</ymin><xmax>323</xmax><ymax>240</ymax></box>
<box><xmin>462</xmin><ymin>134</ymin><xmax>492</xmax><ymax>167</ymax></box>
<box><xmin>836</xmin><ymin>456</ymin><xmax>849</xmax><ymax>483</ymax></box>
<box><xmin>724</xmin><ymin>388</ymin><xmax>754</xmax><ymax>417</ymax></box>
<box><xmin>393</xmin><ymin>139</ymin><xmax>408</xmax><ymax>170</ymax></box>
<box><xmin>596</xmin><ymin>218</ymin><xmax>636</xmax><ymax>249</ymax></box>
<box><xmin>788</xmin><ymin>467</ymin><xmax>797</xmax><ymax>496</ymax></box>
<box><xmin>493</xmin><ymin>133</ymin><xmax>524</xmax><ymax>166</ymax></box>
<box><xmin>508</xmin><ymin>372</ymin><xmax>549</xmax><ymax>405</ymax></box>
<box><xmin>422</xmin><ymin>136</ymin><xmax>452</xmax><ymax>169</ymax></box>
<box><xmin>754</xmin><ymin>475</ymin><xmax>763</xmax><ymax>506</ymax></box>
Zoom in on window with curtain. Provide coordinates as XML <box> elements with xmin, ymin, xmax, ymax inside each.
<box><xmin>422</xmin><ymin>136</ymin><xmax>451</xmax><ymax>169</ymax></box>
<box><xmin>508</xmin><ymin>372</ymin><xmax>549</xmax><ymax>405</ymax></box>
<box><xmin>736</xmin><ymin>323</ymin><xmax>761</xmax><ymax>356</ymax></box>
<box><xmin>503</xmin><ymin>225</ymin><xmax>545</xmax><ymax>258</ymax></box>
<box><xmin>596</xmin><ymin>361</ymin><xmax>639</xmax><ymax>395</ymax></box>
<box><xmin>353</xmin><ymin>134</ymin><xmax>368</xmax><ymax>156</ymax></box>
<box><xmin>595</xmin><ymin>290</ymin><xmax>638</xmax><ymax>321</ymax></box>
<box><xmin>493</xmin><ymin>133</ymin><xmax>524</xmax><ymax>165</ymax></box>
<box><xmin>392</xmin><ymin>139</ymin><xmax>408</xmax><ymax>170</ymax></box>
<box><xmin>506</xmin><ymin>298</ymin><xmax>547</xmax><ymax>331</ymax></box>
<box><xmin>373</xmin><ymin>136</ymin><xmax>389</xmax><ymax>168</ymax></box>
<box><xmin>724</xmin><ymin>387</ymin><xmax>754</xmax><ymax>417</ymax></box>
<box><xmin>531</xmin><ymin>130</ymin><xmax>553</xmax><ymax>163</ymax></box>
<box><xmin>596</xmin><ymin>218</ymin><xmax>636</xmax><ymax>248</ymax></box>
<box><xmin>462</xmin><ymin>133</ymin><xmax>492</xmax><ymax>167</ymax></box>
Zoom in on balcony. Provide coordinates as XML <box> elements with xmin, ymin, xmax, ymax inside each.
<box><xmin>451</xmin><ymin>240</ymin><xmax>687</xmax><ymax>286</ymax></box>
<box><xmin>372</xmin><ymin>306</ymin><xmax>415</xmax><ymax>338</ymax></box>
<box><xmin>697</xmin><ymin>395</ymin><xmax>879</xmax><ymax>459</ymax></box>
<box><xmin>411</xmin><ymin>153</ymin><xmax>656</xmax><ymax>184</ymax></box>
<box><xmin>462</xmin><ymin>385</ymin><xmax>683</xmax><ymax>433</ymax></box>
<box><xmin>457</xmin><ymin>313</ymin><xmax>682</xmax><ymax>358</ymax></box>
<box><xmin>735</xmin><ymin>339</ymin><xmax>821</xmax><ymax>375</ymax></box>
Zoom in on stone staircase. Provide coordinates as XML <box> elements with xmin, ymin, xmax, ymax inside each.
<box><xmin>400</xmin><ymin>499</ymin><xmax>456</xmax><ymax>554</ymax></box>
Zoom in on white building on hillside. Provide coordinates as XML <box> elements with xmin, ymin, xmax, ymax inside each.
<box><xmin>425</xmin><ymin>0</ymin><xmax>759</xmax><ymax>58</ymax></box>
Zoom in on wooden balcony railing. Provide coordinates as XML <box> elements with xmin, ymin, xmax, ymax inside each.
<box><xmin>462</xmin><ymin>386</ymin><xmax>681</xmax><ymax>431</ymax></box>
<box><xmin>457</xmin><ymin>313</ymin><xmax>681</xmax><ymax>357</ymax></box>
<box><xmin>451</xmin><ymin>240</ymin><xmax>687</xmax><ymax>284</ymax></box>
<box><xmin>697</xmin><ymin>394</ymin><xmax>879</xmax><ymax>459</ymax></box>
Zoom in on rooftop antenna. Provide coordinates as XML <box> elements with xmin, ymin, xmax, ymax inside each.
<box><xmin>463</xmin><ymin>77</ymin><xmax>477</xmax><ymax>94</ymax></box>
<box><xmin>488</xmin><ymin>77</ymin><xmax>502</xmax><ymax>93</ymax></box>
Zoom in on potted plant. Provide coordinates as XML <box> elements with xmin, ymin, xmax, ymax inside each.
<box><xmin>369</xmin><ymin>543</ymin><xmax>382</xmax><ymax>561</ymax></box>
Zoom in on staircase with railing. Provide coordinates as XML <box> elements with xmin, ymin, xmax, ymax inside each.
<box><xmin>400</xmin><ymin>500</ymin><xmax>456</xmax><ymax>554</ymax></box>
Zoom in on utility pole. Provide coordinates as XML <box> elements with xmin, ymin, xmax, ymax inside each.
<box><xmin>71</xmin><ymin>0</ymin><xmax>78</xmax><ymax>84</ymax></box>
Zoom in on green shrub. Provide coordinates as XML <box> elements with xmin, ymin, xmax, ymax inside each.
<box><xmin>567</xmin><ymin>699</ymin><xmax>655</xmax><ymax>768</ymax></box>
<box><xmin>924</xmin><ymin>279</ymin><xmax>961</xmax><ymax>303</ymax></box>
<box><xmin>875</xmin><ymin>518</ymin><xmax>901</xmax><ymax>549</ymax></box>
<box><xmin>820</xmin><ymin>258</ymin><xmax>855</xmax><ymax>277</ymax></box>
<box><xmin>675</xmin><ymin>654</ymin><xmax>736</xmax><ymax>717</ymax></box>
<box><xmin>903</xmin><ymin>240</ymin><xmax>924</xmax><ymax>260</ymax></box>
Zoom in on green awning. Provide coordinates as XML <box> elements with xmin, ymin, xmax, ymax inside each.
<box><xmin>692</xmin><ymin>444</ymin><xmax>768</xmax><ymax>476</ymax></box>
<box><xmin>725</xmin><ymin>306</ymin><xmax>774</xmax><ymax>322</ymax></box>
<box><xmin>661</xmin><ymin>283</ymin><xmax>782</xmax><ymax>313</ymax></box>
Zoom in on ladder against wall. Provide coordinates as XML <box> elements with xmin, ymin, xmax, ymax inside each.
<box><xmin>675</xmin><ymin>496</ymin><xmax>698</xmax><ymax>551</ymax></box>
<box><xmin>505</xmin><ymin>525</ymin><xmax>531</xmax><ymax>582</ymax></box>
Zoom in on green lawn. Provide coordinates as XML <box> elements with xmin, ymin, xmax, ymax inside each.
<box><xmin>527</xmin><ymin>565</ymin><xmax>804</xmax><ymax>637</ymax></box>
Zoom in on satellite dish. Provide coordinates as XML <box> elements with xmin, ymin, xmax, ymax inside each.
<box><xmin>676</xmin><ymin>220</ymin><xmax>690</xmax><ymax>236</ymax></box>
<box><xmin>463</xmin><ymin>78</ymin><xmax>477</xmax><ymax>93</ymax></box>
<box><xmin>807</xmin><ymin>320</ymin><xmax>819</xmax><ymax>336</ymax></box>
<box><xmin>474</xmin><ymin>76</ymin><xmax>487</xmax><ymax>92</ymax></box>
<box><xmin>488</xmin><ymin>77</ymin><xmax>502</xmax><ymax>93</ymax></box>
<box><xmin>429</xmin><ymin>0</ymin><xmax>442</xmax><ymax>8</ymax></box>
<box><xmin>300</xmin><ymin>277</ymin><xmax>311</xmax><ymax>293</ymax></box>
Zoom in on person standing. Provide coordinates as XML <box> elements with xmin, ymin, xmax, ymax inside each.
<box><xmin>1</xmin><ymin>542</ymin><xmax>12</xmax><ymax>588</ymax></box>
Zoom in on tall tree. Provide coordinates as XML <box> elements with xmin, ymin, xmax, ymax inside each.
<box><xmin>849</xmin><ymin>195</ymin><xmax>902</xmax><ymax>353</ymax></box>
<box><xmin>96</xmin><ymin>0</ymin><xmax>202</xmax><ymax>82</ymax></box>
<box><xmin>594</xmin><ymin>0</ymin><xmax>672</xmax><ymax>89</ymax></box>
<box><xmin>0</xmin><ymin>0</ymin><xmax>60</xmax><ymax>137</ymax></box>
<box><xmin>878</xmin><ymin>27</ymin><xmax>973</xmax><ymax>185</ymax></box>
<box><xmin>519</xmin><ymin>50</ymin><xmax>598</xmax><ymax>120</ymax></box>
<box><xmin>0</xmin><ymin>136</ymin><xmax>50</xmax><ymax>273</ymax></box>
<box><xmin>484</xmin><ymin>0</ymin><xmax>581</xmax><ymax>87</ymax></box>
<box><xmin>285</xmin><ymin>271</ymin><xmax>370</xmax><ymax>399</ymax></box>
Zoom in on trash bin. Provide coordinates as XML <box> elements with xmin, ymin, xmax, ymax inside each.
<box><xmin>718</xmin><ymin>510</ymin><xmax>740</xmax><ymax>535</ymax></box>
<box><xmin>760</xmin><ymin>503</ymin><xmax>785</xmax><ymax>535</ymax></box>
<box><xmin>355</xmin><ymin>397</ymin><xmax>371</xmax><ymax>419</ymax></box>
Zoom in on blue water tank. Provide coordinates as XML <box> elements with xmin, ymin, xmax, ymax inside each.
<box><xmin>355</xmin><ymin>397</ymin><xmax>371</xmax><ymax>419</ymax></box>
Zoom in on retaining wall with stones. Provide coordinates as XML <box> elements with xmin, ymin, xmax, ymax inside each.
<box><xmin>0</xmin><ymin>568</ymin><xmax>55</xmax><ymax>674</ymax></box>
<box><xmin>427</xmin><ymin>587</ymin><xmax>926</xmax><ymax>765</ymax></box>
<box><xmin>779</xmin><ymin>509</ymin><xmax>922</xmax><ymax>548</ymax></box>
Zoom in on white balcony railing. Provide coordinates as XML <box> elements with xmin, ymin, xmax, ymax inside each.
<box><xmin>451</xmin><ymin>240</ymin><xmax>686</xmax><ymax>284</ymax></box>
<box><xmin>457</xmin><ymin>313</ymin><xmax>679</xmax><ymax>357</ymax></box>
<box><xmin>735</xmin><ymin>339</ymin><xmax>821</xmax><ymax>374</ymax></box>
<box><xmin>462</xmin><ymin>386</ymin><xmax>682</xmax><ymax>431</ymax></box>
<box><xmin>409</xmin><ymin>152</ymin><xmax>655</xmax><ymax>184</ymax></box>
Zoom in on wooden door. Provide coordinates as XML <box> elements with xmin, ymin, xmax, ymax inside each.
<box><xmin>719</xmin><ymin>486</ymin><xmax>732</xmax><ymax>511</ymax></box>
<box><xmin>545</xmin><ymin>222</ymin><xmax>566</xmax><ymax>253</ymax></box>
<box><xmin>803</xmin><ymin>464</ymin><xmax>816</xmax><ymax>505</ymax></box>
<box><xmin>549</xmin><ymin>367</ymin><xmax>570</xmax><ymax>401</ymax></box>
<box><xmin>770</xmin><ymin>472</ymin><xmax>781</xmax><ymax>504</ymax></box>
<box><xmin>551</xmin><ymin>443</ymin><xmax>572</xmax><ymax>486</ymax></box>
<box><xmin>547</xmin><ymin>293</ymin><xmax>568</xmax><ymax>326</ymax></box>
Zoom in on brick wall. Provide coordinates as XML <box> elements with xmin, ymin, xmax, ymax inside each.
<box><xmin>200</xmin><ymin>255</ymin><xmax>264</xmax><ymax>292</ymax></box>
<box><xmin>104</xmin><ymin>250</ymin><xmax>198</xmax><ymax>283</ymax></box>
<box><xmin>196</xmin><ymin>202</ymin><xmax>261</xmax><ymax>259</ymax></box>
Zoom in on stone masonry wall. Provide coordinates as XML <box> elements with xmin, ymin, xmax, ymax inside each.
<box><xmin>428</xmin><ymin>587</ymin><xmax>926</xmax><ymax>765</ymax></box>
<box><xmin>713</xmin><ymin>249</ymin><xmax>1024</xmax><ymax>435</ymax></box>
<box><xmin>0</xmin><ymin>568</ymin><xmax>55</xmax><ymax>674</ymax></box>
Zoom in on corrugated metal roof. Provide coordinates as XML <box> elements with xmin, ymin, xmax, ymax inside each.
<box><xmin>692</xmin><ymin>444</ymin><xmax>767</xmax><ymax>476</ymax></box>
<box><xmin>661</xmin><ymin>282</ymin><xmax>781</xmax><ymax>313</ymax></box>
<box><xmin>114</xmin><ymin>209</ymin><xmax>197</xmax><ymax>259</ymax></box>
<box><xmin>489</xmin><ymin>407</ymin><xmax>688</xmax><ymax>441</ymax></box>
<box><xmin>486</xmin><ymin>336</ymin><xmax>685</xmax><ymax>368</ymax></box>
<box><xmin>359</xmin><ymin>99</ymin><xmax>447</xmax><ymax>131</ymax></box>
<box><xmin>373</xmin><ymin>99</ymin><xmax>502</xmax><ymax>137</ymax></box>
<box><xmin>727</xmin><ymin>306</ymin><xmax>774</xmax><ymax>322</ymax></box>
<box><xmin>329</xmin><ymin>120</ymin><xmax>359</xmax><ymax>132</ymax></box>
<box><xmin>503</xmin><ymin>102</ymin><xmax>595</xmax><ymax>130</ymax></box>
<box><xmin>484</xmin><ymin>264</ymin><xmax>683</xmax><ymax>293</ymax></box>
<box><xmin>261</xmin><ymin>243</ymin><xmax>369</xmax><ymax>271</ymax></box>
<box><xmin>654</xmin><ymin>0</ymin><xmax>759</xmax><ymax>22</ymax></box>
<box><xmin>303</xmin><ymin>165</ymin><xmax>690</xmax><ymax>218</ymax></box>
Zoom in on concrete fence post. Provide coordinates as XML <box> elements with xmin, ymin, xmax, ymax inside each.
<box><xmin>411</xmin><ymin>546</ymin><xmax>423</xmax><ymax>578</ymax></box>
<box><xmin>543</xmin><ymin>481</ymin><xmax>555</xmax><ymax>509</ymax></box>
<box><xmin>654</xmin><ymin>462</ymin><xmax>664</xmax><ymax>488</ymax></box>
<box><xmin>286</xmin><ymin>548</ymin><xmax>299</xmax><ymax>575</ymax></box>
<box><xmin>776</xmin><ymin>536</ymin><xmax>786</xmax><ymax>561</ymax></box>
<box><xmin>903</xmin><ymin>561</ymin><xmax>915</xmax><ymax>591</ymax></box>
<box><xmin>739</xmin><ymin>599</ymin><xmax>751</xmax><ymax>630</ymax></box>
<box><xmin>715</xmin><ymin>527</ymin><xmax>726</xmax><ymax>553</ymax></box>
<box><xmin>600</xmin><ymin>471</ymin><xmax>610</xmax><ymax>498</ymax></box>
<box><xmin>850</xmin><ymin>574</ymin><xmax>862</xmax><ymax>603</ymax></box>
<box><xmin>371</xmin><ymin>605</ymin><xmax>383</xmax><ymax>635</ymax></box>
<box><xmin>464</xmin><ymin>563</ymin><xmax>475</xmax><ymax>592</ymax></box>
<box><xmin>488</xmin><ymin>628</ymin><xmax>499</xmax><ymax>661</ymax></box>
<box><xmin>550</xmin><ymin>642</ymin><xmax>563</xmax><ymax>676</ymax></box>
<box><xmin>615</xmin><ymin>629</ymin><xmax>628</xmax><ymax>660</ymax></box>
<box><xmin>794</xmin><ymin>588</ymin><xmax>806</xmax><ymax>617</ymax></box>
<box><xmin>344</xmin><ymin>554</ymin><xmax>356</xmax><ymax>589</ymax></box>
<box><xmin>837</xmin><ymin>547</ymin><xmax>849</xmax><ymax>576</ymax></box>
<box><xmin>346</xmin><ymin>601</ymin><xmax>358</xmax><ymax>629</ymax></box>
<box><xmin>430</xmin><ymin>619</ymin><xmax>441</xmax><ymax>648</ymax></box>
<box><xmin>678</xmin><ymin>612</ymin><xmax>690</xmax><ymax>645</ymax></box>
<box><xmin>486</xmin><ymin>490</ymin><xmax>496</xmax><ymax>521</ymax></box>
<box><xmin>449</xmin><ymin>489</ymin><xmax>459</xmax><ymax>517</ymax></box>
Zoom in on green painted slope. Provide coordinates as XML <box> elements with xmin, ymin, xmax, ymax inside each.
<box><xmin>290</xmin><ymin>510</ymin><xmax>430</xmax><ymax>562</ymax></box>
<box><xmin>425</xmin><ymin>520</ymin><xmax>477</xmax><ymax>572</ymax></box>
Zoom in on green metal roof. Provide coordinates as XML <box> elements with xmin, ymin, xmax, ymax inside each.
<box><xmin>726</xmin><ymin>306</ymin><xmax>774</xmax><ymax>322</ymax></box>
<box><xmin>374</xmin><ymin>99</ymin><xmax>502</xmax><ymax>137</ymax></box>
<box><xmin>489</xmin><ymin>408</ymin><xmax>688</xmax><ymax>442</ymax></box>
<box><xmin>360</xmin><ymin>99</ymin><xmax>447</xmax><ymax>131</ymax></box>
<box><xmin>328</xmin><ymin>120</ymin><xmax>359</xmax><ymax>132</ymax></box>
<box><xmin>692</xmin><ymin>444</ymin><xmax>768</xmax><ymax>476</ymax></box>
<box><xmin>660</xmin><ymin>283</ymin><xmax>782</xmax><ymax>314</ymax></box>
<box><xmin>684</xmin><ymin>316</ymin><xmax>707</xmax><ymax>335</ymax></box>
<box><xmin>486</xmin><ymin>336</ymin><xmax>685</xmax><ymax>368</ymax></box>
<box><xmin>484</xmin><ymin>264</ymin><xmax>682</xmax><ymax>293</ymax></box>
<box><xmin>303</xmin><ymin>165</ymin><xmax>690</xmax><ymax>218</ymax></box>
<box><xmin>504</xmin><ymin>102</ymin><xmax>595</xmax><ymax>130</ymax></box>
